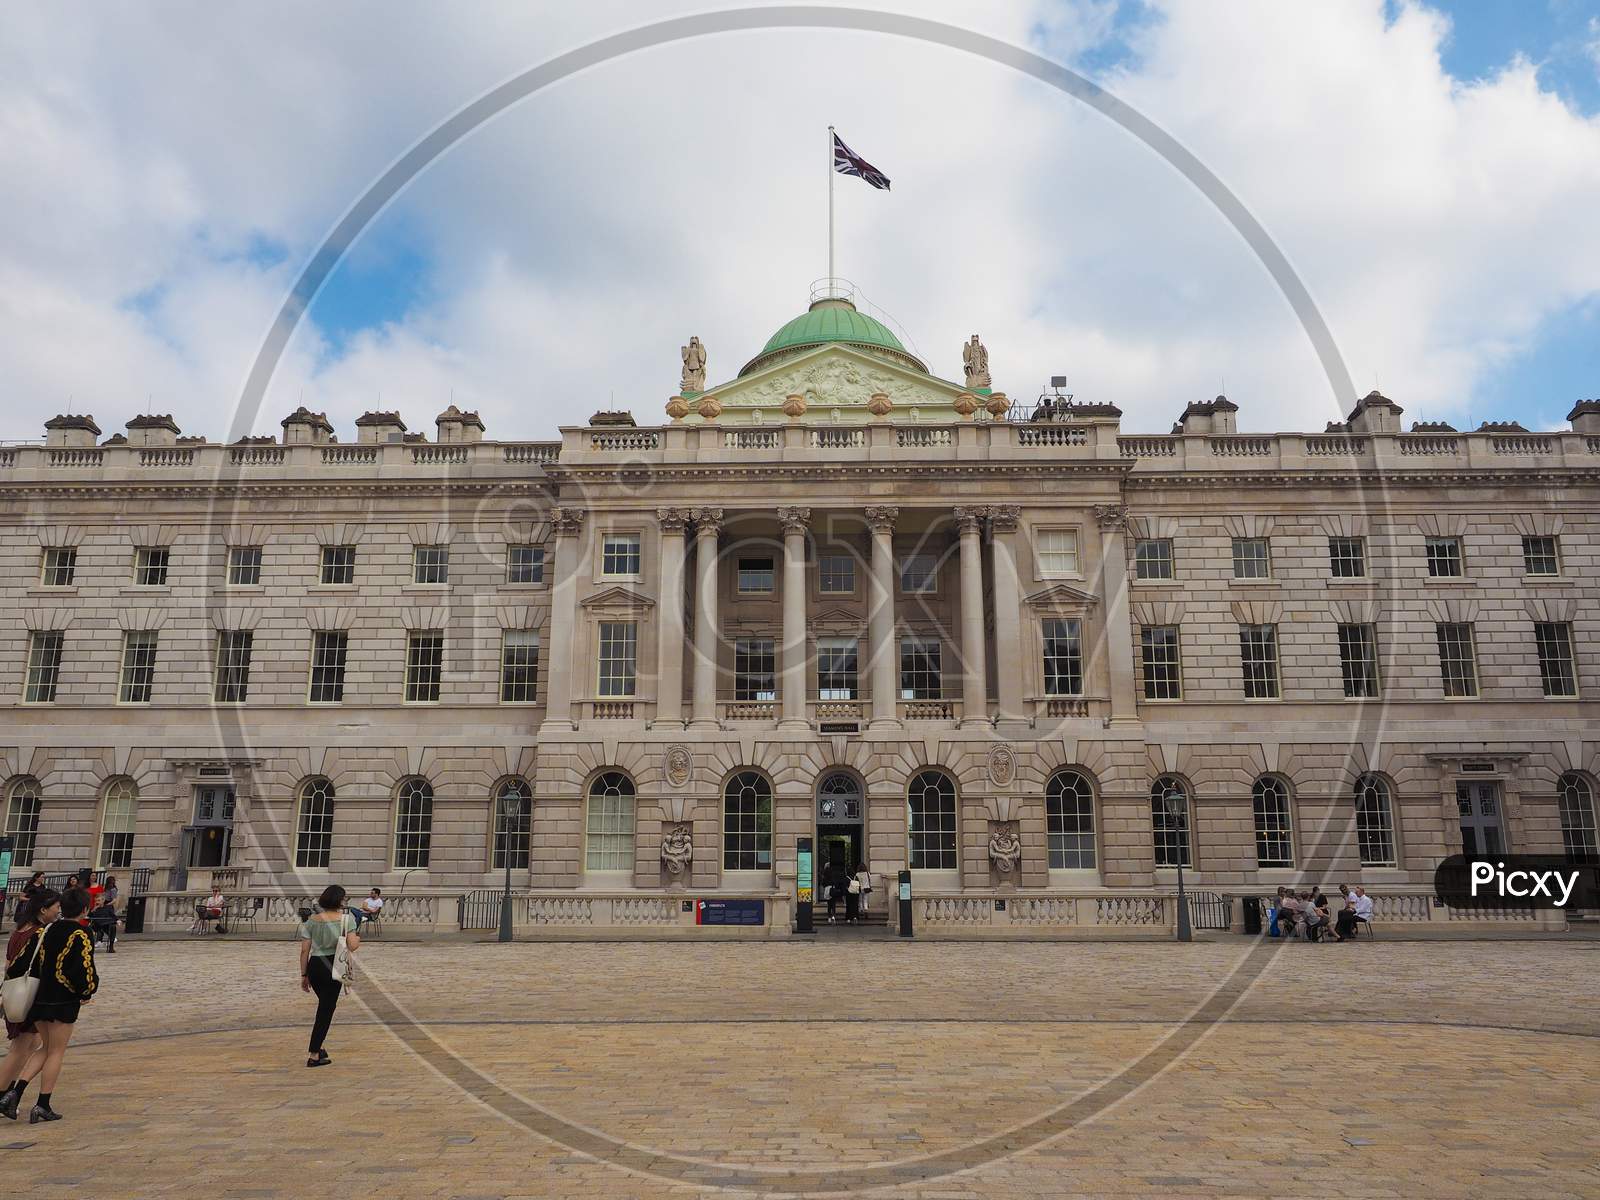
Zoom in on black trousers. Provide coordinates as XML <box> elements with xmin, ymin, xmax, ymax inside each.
<box><xmin>1335</xmin><ymin>910</ymin><xmax>1357</xmax><ymax>940</ymax></box>
<box><xmin>306</xmin><ymin>955</ymin><xmax>342</xmax><ymax>1053</ymax></box>
<box><xmin>91</xmin><ymin>910</ymin><xmax>116</xmax><ymax>949</ymax></box>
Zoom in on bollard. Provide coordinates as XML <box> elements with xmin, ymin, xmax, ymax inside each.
<box><xmin>897</xmin><ymin>869</ymin><xmax>913</xmax><ymax>937</ymax></box>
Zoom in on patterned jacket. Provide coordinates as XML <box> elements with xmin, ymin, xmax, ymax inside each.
<box><xmin>3</xmin><ymin>920</ymin><xmax>98</xmax><ymax>1003</ymax></box>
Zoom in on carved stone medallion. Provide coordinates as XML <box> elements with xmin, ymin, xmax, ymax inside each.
<box><xmin>988</xmin><ymin>743</ymin><xmax>1016</xmax><ymax>788</ymax></box>
<box><xmin>664</xmin><ymin>745</ymin><xmax>692</xmax><ymax>789</ymax></box>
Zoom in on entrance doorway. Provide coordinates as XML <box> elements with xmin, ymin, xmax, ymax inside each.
<box><xmin>187</xmin><ymin>785</ymin><xmax>236</xmax><ymax>867</ymax></box>
<box><xmin>1456</xmin><ymin>781</ymin><xmax>1506</xmax><ymax>856</ymax></box>
<box><xmin>816</xmin><ymin>771</ymin><xmax>867</xmax><ymax>920</ymax></box>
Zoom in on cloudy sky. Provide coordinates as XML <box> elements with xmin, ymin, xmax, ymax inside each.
<box><xmin>4</xmin><ymin>0</ymin><xmax>1598</xmax><ymax>443</ymax></box>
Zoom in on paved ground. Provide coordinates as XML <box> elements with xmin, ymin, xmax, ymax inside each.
<box><xmin>9</xmin><ymin>935</ymin><xmax>1599</xmax><ymax>1198</ymax></box>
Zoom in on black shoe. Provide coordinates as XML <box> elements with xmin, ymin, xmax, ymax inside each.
<box><xmin>28</xmin><ymin>1105</ymin><xmax>60</xmax><ymax>1124</ymax></box>
<box><xmin>306</xmin><ymin>1050</ymin><xmax>331</xmax><ymax>1068</ymax></box>
<box><xmin>0</xmin><ymin>1089</ymin><xmax>19</xmax><ymax>1121</ymax></box>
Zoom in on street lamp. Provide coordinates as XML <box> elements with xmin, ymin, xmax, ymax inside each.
<box><xmin>497</xmin><ymin>792</ymin><xmax>521</xmax><ymax>944</ymax></box>
<box><xmin>1163</xmin><ymin>787</ymin><xmax>1193</xmax><ymax>943</ymax></box>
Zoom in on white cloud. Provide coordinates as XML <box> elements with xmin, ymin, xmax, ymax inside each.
<box><xmin>2</xmin><ymin>0</ymin><xmax>1597</xmax><ymax>444</ymax></box>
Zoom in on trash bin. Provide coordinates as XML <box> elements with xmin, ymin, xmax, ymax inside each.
<box><xmin>1242</xmin><ymin>895</ymin><xmax>1262</xmax><ymax>935</ymax></box>
<box><xmin>123</xmin><ymin>896</ymin><xmax>147</xmax><ymax>935</ymax></box>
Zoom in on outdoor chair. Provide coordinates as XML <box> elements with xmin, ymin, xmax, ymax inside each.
<box><xmin>189</xmin><ymin>903</ymin><xmax>220</xmax><ymax>935</ymax></box>
<box><xmin>233</xmin><ymin>897</ymin><xmax>263</xmax><ymax>934</ymax></box>
<box><xmin>359</xmin><ymin>908</ymin><xmax>384</xmax><ymax>938</ymax></box>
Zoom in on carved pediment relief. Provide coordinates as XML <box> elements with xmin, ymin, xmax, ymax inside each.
<box><xmin>579</xmin><ymin>585</ymin><xmax>656</xmax><ymax>614</ymax></box>
<box><xmin>1023</xmin><ymin>582</ymin><xmax>1101</xmax><ymax>611</ymax></box>
<box><xmin>706</xmin><ymin>345</ymin><xmax>964</xmax><ymax>417</ymax></box>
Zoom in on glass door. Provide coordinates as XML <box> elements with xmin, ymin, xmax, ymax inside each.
<box><xmin>1456</xmin><ymin>781</ymin><xmax>1505</xmax><ymax>856</ymax></box>
<box><xmin>189</xmin><ymin>786</ymin><xmax>236</xmax><ymax>867</ymax></box>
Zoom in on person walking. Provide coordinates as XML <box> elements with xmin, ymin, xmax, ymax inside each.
<box><xmin>0</xmin><ymin>887</ymin><xmax>97</xmax><ymax>1123</ymax></box>
<box><xmin>0</xmin><ymin>891</ymin><xmax>53</xmax><ymax>1119</ymax></box>
<box><xmin>821</xmin><ymin>859</ymin><xmax>849</xmax><ymax>924</ymax></box>
<box><xmin>844</xmin><ymin>862</ymin><xmax>863</xmax><ymax>923</ymax></box>
<box><xmin>298</xmin><ymin>885</ymin><xmax>359</xmax><ymax>1068</ymax></box>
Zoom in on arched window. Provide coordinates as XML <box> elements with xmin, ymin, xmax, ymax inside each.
<box><xmin>1558</xmin><ymin>773</ymin><xmax>1598</xmax><ymax>865</ymax></box>
<box><xmin>4</xmin><ymin>778</ymin><xmax>42</xmax><ymax>868</ymax></box>
<box><xmin>98</xmin><ymin>777</ymin><xmax>139</xmax><ymax>869</ymax></box>
<box><xmin>1252</xmin><ymin>776</ymin><xmax>1293</xmax><ymax>868</ymax></box>
<box><xmin>585</xmin><ymin>771</ymin><xmax>635</xmax><ymax>871</ymax></box>
<box><xmin>1151</xmin><ymin>776</ymin><xmax>1191</xmax><ymax>867</ymax></box>
<box><xmin>1354</xmin><ymin>774</ymin><xmax>1396</xmax><ymax>867</ymax></box>
<box><xmin>295</xmin><ymin>778</ymin><xmax>335</xmax><ymax>869</ymax></box>
<box><xmin>723</xmin><ymin>771</ymin><xmax>774</xmax><ymax>870</ymax></box>
<box><xmin>1045</xmin><ymin>770</ymin><xmax>1096</xmax><ymax>869</ymax></box>
<box><xmin>493</xmin><ymin>777</ymin><xmax>533</xmax><ymax>870</ymax></box>
<box><xmin>393</xmin><ymin>777</ymin><xmax>434</xmax><ymax>869</ymax></box>
<box><xmin>907</xmin><ymin>770</ymin><xmax>957</xmax><ymax>870</ymax></box>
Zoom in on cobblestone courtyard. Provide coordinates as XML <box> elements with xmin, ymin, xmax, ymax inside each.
<box><xmin>12</xmin><ymin>936</ymin><xmax>1600</xmax><ymax>1198</ymax></box>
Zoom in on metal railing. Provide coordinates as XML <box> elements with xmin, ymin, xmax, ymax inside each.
<box><xmin>1185</xmin><ymin>891</ymin><xmax>1233</xmax><ymax>930</ymax></box>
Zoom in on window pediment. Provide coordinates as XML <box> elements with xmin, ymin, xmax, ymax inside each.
<box><xmin>579</xmin><ymin>585</ymin><xmax>655</xmax><ymax>615</ymax></box>
<box><xmin>1023</xmin><ymin>582</ymin><xmax>1100</xmax><ymax>612</ymax></box>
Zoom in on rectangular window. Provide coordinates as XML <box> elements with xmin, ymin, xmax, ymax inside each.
<box><xmin>734</xmin><ymin>638</ymin><xmax>776</xmax><ymax>701</ymax></box>
<box><xmin>412</xmin><ymin>544</ymin><xmax>449</xmax><ymax>585</ymax></box>
<box><xmin>320</xmin><ymin>545</ymin><xmax>356</xmax><ymax>585</ymax></box>
<box><xmin>1436</xmin><ymin>622</ymin><xmax>1478</xmax><ymax>697</ymax></box>
<box><xmin>1535</xmin><ymin>622</ymin><xmax>1578</xmax><ymax>698</ymax></box>
<box><xmin>213</xmin><ymin>630</ymin><xmax>254</xmax><ymax>703</ymax></box>
<box><xmin>227</xmin><ymin>546</ymin><xmax>262</xmax><ymax>586</ymax></box>
<box><xmin>817</xmin><ymin>637</ymin><xmax>859</xmax><ymax>701</ymax></box>
<box><xmin>40</xmin><ymin>547</ymin><xmax>77</xmax><ymax>587</ymax></box>
<box><xmin>601</xmin><ymin>533</ymin><xmax>641</xmax><ymax>578</ymax></box>
<box><xmin>1253</xmin><ymin>782</ymin><xmax>1294</xmax><ymax>868</ymax></box>
<box><xmin>596</xmin><ymin>621</ymin><xmax>637</xmax><ymax>697</ymax></box>
<box><xmin>1037</xmin><ymin>529</ymin><xmax>1080</xmax><ymax>576</ymax></box>
<box><xmin>506</xmin><ymin>544</ymin><xmax>545</xmax><ymax>584</ymax></box>
<box><xmin>500</xmin><ymin>631</ymin><xmax>540</xmax><ymax>703</ymax></box>
<box><xmin>899</xmin><ymin>553</ymin><xmax>937</xmax><ymax>594</ymax></box>
<box><xmin>737</xmin><ymin>557</ymin><xmax>775</xmax><ymax>594</ymax></box>
<box><xmin>1328</xmin><ymin>536</ymin><xmax>1366</xmax><ymax>578</ymax></box>
<box><xmin>295</xmin><ymin>782</ymin><xmax>335</xmax><ymax>869</ymax></box>
<box><xmin>1337</xmin><ymin>623</ymin><xmax>1380</xmax><ymax>698</ymax></box>
<box><xmin>405</xmin><ymin>631</ymin><xmax>444</xmax><ymax>702</ymax></box>
<box><xmin>1152</xmin><ymin>792</ymin><xmax>1191</xmax><ymax>868</ymax></box>
<box><xmin>585</xmin><ymin>789</ymin><xmax>634</xmax><ymax>871</ymax></box>
<box><xmin>1522</xmin><ymin>535</ymin><xmax>1560</xmax><ymax>576</ymax></box>
<box><xmin>899</xmin><ymin>637</ymin><xmax>942</xmax><ymax>700</ymax></box>
<box><xmin>134</xmin><ymin>546</ymin><xmax>170</xmax><ymax>586</ymax></box>
<box><xmin>23</xmin><ymin>632</ymin><xmax>64</xmax><ymax>703</ymax></box>
<box><xmin>1239</xmin><ymin>624</ymin><xmax>1280</xmax><ymax>699</ymax></box>
<box><xmin>1425</xmin><ymin>536</ymin><xmax>1463</xmax><ymax>577</ymax></box>
<box><xmin>1231</xmin><ymin>537</ymin><xmax>1270</xmax><ymax>579</ymax></box>
<box><xmin>1041</xmin><ymin>618</ymin><xmax>1083</xmax><ymax>697</ymax></box>
<box><xmin>1134</xmin><ymin>538</ymin><xmax>1173</xmax><ymax>580</ymax></box>
<box><xmin>819</xmin><ymin>553</ymin><xmax>856</xmax><ymax>594</ymax></box>
<box><xmin>1139</xmin><ymin>625</ymin><xmax>1181</xmax><ymax>700</ymax></box>
<box><xmin>119</xmin><ymin>631</ymin><xmax>158</xmax><ymax>703</ymax></box>
<box><xmin>308</xmin><ymin>631</ymin><xmax>348</xmax><ymax>703</ymax></box>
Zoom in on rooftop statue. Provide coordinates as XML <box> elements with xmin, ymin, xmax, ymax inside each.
<box><xmin>962</xmin><ymin>334</ymin><xmax>991</xmax><ymax>389</ymax></box>
<box><xmin>680</xmin><ymin>336</ymin><xmax>708</xmax><ymax>394</ymax></box>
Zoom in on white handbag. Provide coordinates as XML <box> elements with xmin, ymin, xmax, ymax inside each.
<box><xmin>331</xmin><ymin>915</ymin><xmax>355</xmax><ymax>985</ymax></box>
<box><xmin>1</xmin><ymin>931</ymin><xmax>45</xmax><ymax>1023</ymax></box>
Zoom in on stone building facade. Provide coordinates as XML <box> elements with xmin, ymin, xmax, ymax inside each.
<box><xmin>3</xmin><ymin>293</ymin><xmax>1599</xmax><ymax>928</ymax></box>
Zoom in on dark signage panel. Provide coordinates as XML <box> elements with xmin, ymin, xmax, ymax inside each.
<box><xmin>697</xmin><ymin>899</ymin><xmax>765</xmax><ymax>926</ymax></box>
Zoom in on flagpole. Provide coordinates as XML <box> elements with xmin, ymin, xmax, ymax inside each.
<box><xmin>827</xmin><ymin>124</ymin><xmax>835</xmax><ymax>286</ymax></box>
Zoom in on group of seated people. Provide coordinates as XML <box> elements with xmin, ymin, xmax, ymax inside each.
<box><xmin>1273</xmin><ymin>884</ymin><xmax>1374</xmax><ymax>942</ymax></box>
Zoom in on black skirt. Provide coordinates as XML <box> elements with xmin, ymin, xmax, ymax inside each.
<box><xmin>28</xmin><ymin>997</ymin><xmax>81</xmax><ymax>1025</ymax></box>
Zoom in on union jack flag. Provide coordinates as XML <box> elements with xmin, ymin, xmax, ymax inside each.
<box><xmin>832</xmin><ymin>132</ymin><xmax>890</xmax><ymax>191</ymax></box>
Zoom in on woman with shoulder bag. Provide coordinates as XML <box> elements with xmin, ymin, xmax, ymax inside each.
<box><xmin>0</xmin><ymin>891</ymin><xmax>55</xmax><ymax>1120</ymax></box>
<box><xmin>853</xmin><ymin>862</ymin><xmax>872</xmax><ymax>917</ymax></box>
<box><xmin>298</xmin><ymin>885</ymin><xmax>359</xmax><ymax>1068</ymax></box>
<box><xmin>844</xmin><ymin>865</ymin><xmax>862</xmax><ymax>923</ymax></box>
<box><xmin>0</xmin><ymin>887</ymin><xmax>97</xmax><ymax>1123</ymax></box>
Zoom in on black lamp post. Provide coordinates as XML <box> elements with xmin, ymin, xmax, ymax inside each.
<box><xmin>1164</xmin><ymin>789</ymin><xmax>1193</xmax><ymax>943</ymax></box>
<box><xmin>497</xmin><ymin>796</ymin><xmax>518</xmax><ymax>944</ymax></box>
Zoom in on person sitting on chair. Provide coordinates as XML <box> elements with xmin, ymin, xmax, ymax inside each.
<box><xmin>1352</xmin><ymin>886</ymin><xmax>1374</xmax><ymax>931</ymax></box>
<box><xmin>202</xmin><ymin>885</ymin><xmax>225</xmax><ymax>932</ymax></box>
<box><xmin>352</xmin><ymin>888</ymin><xmax>384</xmax><ymax>930</ymax></box>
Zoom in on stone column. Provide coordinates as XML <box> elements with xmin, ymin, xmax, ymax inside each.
<box><xmin>865</xmin><ymin>505</ymin><xmax>900</xmax><ymax>729</ymax></box>
<box><xmin>988</xmin><ymin>504</ymin><xmax>1026</xmax><ymax>728</ymax></box>
<box><xmin>690</xmin><ymin>507</ymin><xmax>724</xmax><ymax>728</ymax></box>
<box><xmin>1094</xmin><ymin>503</ymin><xmax>1139</xmax><ymax>723</ymax></box>
<box><xmin>653</xmin><ymin>508</ymin><xmax>691</xmax><ymax>727</ymax></box>
<box><xmin>955</xmin><ymin>505</ymin><xmax>990</xmax><ymax>727</ymax></box>
<box><xmin>778</xmin><ymin>506</ymin><xmax>811</xmax><ymax>730</ymax></box>
<box><xmin>540</xmin><ymin>507</ymin><xmax>585</xmax><ymax>730</ymax></box>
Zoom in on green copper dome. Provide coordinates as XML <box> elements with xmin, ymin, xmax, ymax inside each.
<box><xmin>738</xmin><ymin>298</ymin><xmax>927</xmax><ymax>376</ymax></box>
